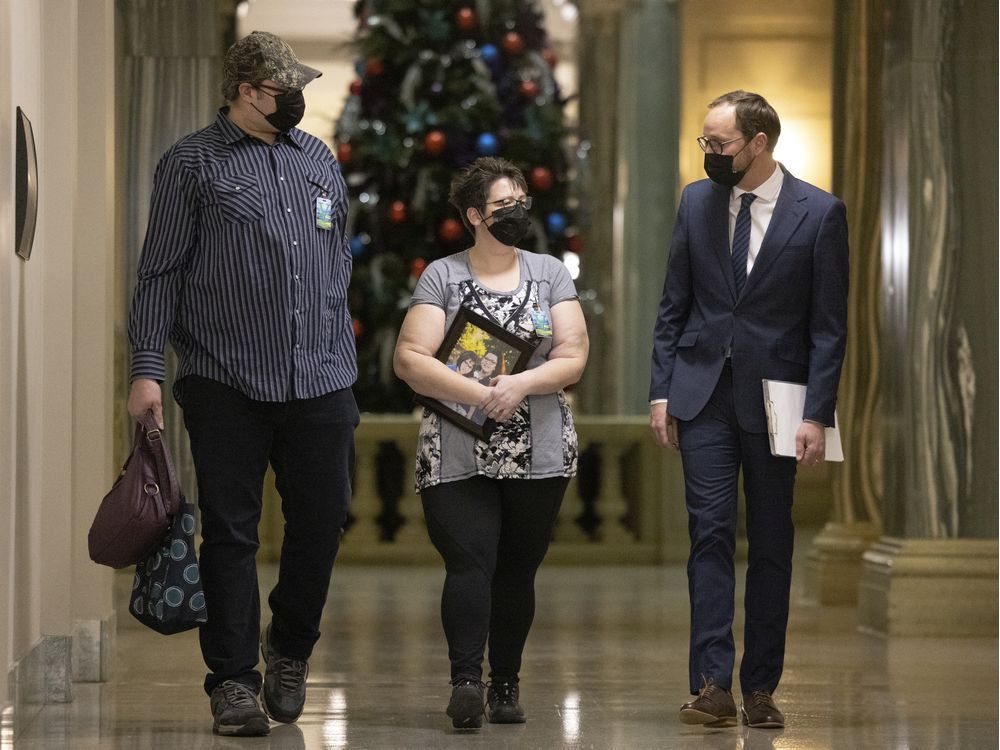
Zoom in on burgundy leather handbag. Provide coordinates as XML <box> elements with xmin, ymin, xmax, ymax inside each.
<box><xmin>88</xmin><ymin>412</ymin><xmax>181</xmax><ymax>569</ymax></box>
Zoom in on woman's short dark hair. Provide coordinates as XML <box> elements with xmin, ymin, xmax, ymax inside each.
<box><xmin>708</xmin><ymin>90</ymin><xmax>781</xmax><ymax>151</ymax></box>
<box><xmin>449</xmin><ymin>157</ymin><xmax>528</xmax><ymax>232</ymax></box>
<box><xmin>456</xmin><ymin>350</ymin><xmax>479</xmax><ymax>369</ymax></box>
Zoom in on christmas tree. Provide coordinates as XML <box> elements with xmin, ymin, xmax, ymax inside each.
<box><xmin>336</xmin><ymin>0</ymin><xmax>581</xmax><ymax>412</ymax></box>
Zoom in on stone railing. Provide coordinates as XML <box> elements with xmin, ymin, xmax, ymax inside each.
<box><xmin>259</xmin><ymin>415</ymin><xmax>832</xmax><ymax>565</ymax></box>
<box><xmin>259</xmin><ymin>415</ymin><xmax>691</xmax><ymax>565</ymax></box>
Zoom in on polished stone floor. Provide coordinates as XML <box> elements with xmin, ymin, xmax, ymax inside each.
<box><xmin>11</xmin><ymin>547</ymin><xmax>998</xmax><ymax>749</ymax></box>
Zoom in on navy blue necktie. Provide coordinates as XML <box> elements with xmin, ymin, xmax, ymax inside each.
<box><xmin>731</xmin><ymin>192</ymin><xmax>757</xmax><ymax>296</ymax></box>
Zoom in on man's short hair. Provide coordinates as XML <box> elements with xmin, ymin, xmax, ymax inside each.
<box><xmin>708</xmin><ymin>90</ymin><xmax>781</xmax><ymax>151</ymax></box>
<box><xmin>222</xmin><ymin>31</ymin><xmax>321</xmax><ymax>101</ymax></box>
<box><xmin>449</xmin><ymin>157</ymin><xmax>528</xmax><ymax>232</ymax></box>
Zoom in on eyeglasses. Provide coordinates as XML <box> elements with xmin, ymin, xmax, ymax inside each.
<box><xmin>696</xmin><ymin>135</ymin><xmax>745</xmax><ymax>154</ymax></box>
<box><xmin>254</xmin><ymin>83</ymin><xmax>299</xmax><ymax>97</ymax></box>
<box><xmin>485</xmin><ymin>196</ymin><xmax>532</xmax><ymax>210</ymax></box>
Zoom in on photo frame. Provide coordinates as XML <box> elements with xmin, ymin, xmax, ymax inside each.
<box><xmin>15</xmin><ymin>107</ymin><xmax>38</xmax><ymax>261</ymax></box>
<box><xmin>416</xmin><ymin>307</ymin><xmax>537</xmax><ymax>440</ymax></box>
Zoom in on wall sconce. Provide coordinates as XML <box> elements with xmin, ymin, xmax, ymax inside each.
<box><xmin>15</xmin><ymin>106</ymin><xmax>38</xmax><ymax>261</ymax></box>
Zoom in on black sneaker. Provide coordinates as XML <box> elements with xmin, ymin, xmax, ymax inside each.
<box><xmin>260</xmin><ymin>623</ymin><xmax>309</xmax><ymax>724</ymax></box>
<box><xmin>487</xmin><ymin>678</ymin><xmax>525</xmax><ymax>724</ymax></box>
<box><xmin>446</xmin><ymin>678</ymin><xmax>485</xmax><ymax>730</ymax></box>
<box><xmin>210</xmin><ymin>680</ymin><xmax>270</xmax><ymax>736</ymax></box>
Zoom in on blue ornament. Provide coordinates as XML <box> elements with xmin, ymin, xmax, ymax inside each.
<box><xmin>354</xmin><ymin>59</ymin><xmax>366</xmax><ymax>77</ymax></box>
<box><xmin>476</xmin><ymin>133</ymin><xmax>499</xmax><ymax>156</ymax></box>
<box><xmin>480</xmin><ymin>44</ymin><xmax>499</xmax><ymax>65</ymax></box>
<box><xmin>546</xmin><ymin>212</ymin><xmax>567</xmax><ymax>235</ymax></box>
<box><xmin>350</xmin><ymin>235</ymin><xmax>368</xmax><ymax>256</ymax></box>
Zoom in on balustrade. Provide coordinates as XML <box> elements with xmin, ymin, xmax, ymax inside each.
<box><xmin>259</xmin><ymin>414</ymin><xmax>831</xmax><ymax>565</ymax></box>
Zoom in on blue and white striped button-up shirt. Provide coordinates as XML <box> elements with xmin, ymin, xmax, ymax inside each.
<box><xmin>129</xmin><ymin>109</ymin><xmax>357</xmax><ymax>402</ymax></box>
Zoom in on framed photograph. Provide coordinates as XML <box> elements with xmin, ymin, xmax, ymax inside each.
<box><xmin>416</xmin><ymin>307</ymin><xmax>537</xmax><ymax>440</ymax></box>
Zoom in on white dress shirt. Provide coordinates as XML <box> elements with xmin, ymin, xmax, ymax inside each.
<box><xmin>730</xmin><ymin>163</ymin><xmax>784</xmax><ymax>276</ymax></box>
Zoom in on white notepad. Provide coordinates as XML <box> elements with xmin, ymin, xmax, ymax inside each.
<box><xmin>762</xmin><ymin>379</ymin><xmax>844</xmax><ymax>462</ymax></box>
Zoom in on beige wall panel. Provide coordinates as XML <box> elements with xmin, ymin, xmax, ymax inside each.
<box><xmin>681</xmin><ymin>0</ymin><xmax>834</xmax><ymax>192</ymax></box>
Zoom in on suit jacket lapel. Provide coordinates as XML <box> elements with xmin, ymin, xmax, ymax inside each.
<box><xmin>705</xmin><ymin>183</ymin><xmax>736</xmax><ymax>301</ymax></box>
<box><xmin>744</xmin><ymin>170</ymin><xmax>807</xmax><ymax>294</ymax></box>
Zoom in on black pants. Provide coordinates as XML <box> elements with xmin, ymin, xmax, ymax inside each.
<box><xmin>177</xmin><ymin>376</ymin><xmax>358</xmax><ymax>696</ymax></box>
<box><xmin>421</xmin><ymin>475</ymin><xmax>568</xmax><ymax>683</ymax></box>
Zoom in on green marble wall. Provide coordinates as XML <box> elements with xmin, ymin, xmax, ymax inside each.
<box><xmin>880</xmin><ymin>0</ymin><xmax>998</xmax><ymax>538</ymax></box>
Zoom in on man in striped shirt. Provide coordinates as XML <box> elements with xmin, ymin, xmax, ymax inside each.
<box><xmin>127</xmin><ymin>31</ymin><xmax>358</xmax><ymax>737</ymax></box>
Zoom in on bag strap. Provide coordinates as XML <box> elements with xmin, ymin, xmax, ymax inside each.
<box><xmin>140</xmin><ymin>411</ymin><xmax>182</xmax><ymax>516</ymax></box>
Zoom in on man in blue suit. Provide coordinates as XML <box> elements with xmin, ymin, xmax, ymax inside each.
<box><xmin>649</xmin><ymin>91</ymin><xmax>848</xmax><ymax>729</ymax></box>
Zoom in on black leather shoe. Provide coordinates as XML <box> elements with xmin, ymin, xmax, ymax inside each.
<box><xmin>487</xmin><ymin>678</ymin><xmax>526</xmax><ymax>724</ymax></box>
<box><xmin>679</xmin><ymin>682</ymin><xmax>737</xmax><ymax>727</ymax></box>
<box><xmin>260</xmin><ymin>623</ymin><xmax>309</xmax><ymax>724</ymax></box>
<box><xmin>446</xmin><ymin>678</ymin><xmax>485</xmax><ymax>730</ymax></box>
<box><xmin>741</xmin><ymin>690</ymin><xmax>785</xmax><ymax>728</ymax></box>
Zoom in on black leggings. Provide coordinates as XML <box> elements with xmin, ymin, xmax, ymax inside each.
<box><xmin>421</xmin><ymin>475</ymin><xmax>569</xmax><ymax>683</ymax></box>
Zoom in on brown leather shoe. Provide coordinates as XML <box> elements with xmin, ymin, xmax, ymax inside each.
<box><xmin>741</xmin><ymin>690</ymin><xmax>784</xmax><ymax>728</ymax></box>
<box><xmin>679</xmin><ymin>683</ymin><xmax>737</xmax><ymax>727</ymax></box>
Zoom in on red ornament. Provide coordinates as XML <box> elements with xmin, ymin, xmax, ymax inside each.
<box><xmin>519</xmin><ymin>80</ymin><xmax>540</xmax><ymax>99</ymax></box>
<box><xmin>502</xmin><ymin>31</ymin><xmax>525</xmax><ymax>55</ymax></box>
<box><xmin>410</xmin><ymin>257</ymin><xmax>428</xmax><ymax>278</ymax></box>
<box><xmin>567</xmin><ymin>233</ymin><xmax>583</xmax><ymax>254</ymax></box>
<box><xmin>352</xmin><ymin>318</ymin><xmax>363</xmax><ymax>338</ymax></box>
<box><xmin>438</xmin><ymin>218</ymin><xmax>465</xmax><ymax>243</ymax></box>
<box><xmin>336</xmin><ymin>142</ymin><xmax>353</xmax><ymax>164</ymax></box>
<box><xmin>365</xmin><ymin>58</ymin><xmax>385</xmax><ymax>77</ymax></box>
<box><xmin>349</xmin><ymin>79</ymin><xmax>363</xmax><ymax>96</ymax></box>
<box><xmin>530</xmin><ymin>166</ymin><xmax>553</xmax><ymax>192</ymax></box>
<box><xmin>388</xmin><ymin>200</ymin><xmax>408</xmax><ymax>223</ymax></box>
<box><xmin>424</xmin><ymin>130</ymin><xmax>447</xmax><ymax>156</ymax></box>
<box><xmin>542</xmin><ymin>48</ymin><xmax>558</xmax><ymax>68</ymax></box>
<box><xmin>456</xmin><ymin>7</ymin><xmax>477</xmax><ymax>32</ymax></box>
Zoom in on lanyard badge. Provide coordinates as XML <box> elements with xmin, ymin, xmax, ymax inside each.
<box><xmin>530</xmin><ymin>305</ymin><xmax>552</xmax><ymax>337</ymax></box>
<box><xmin>315</xmin><ymin>197</ymin><xmax>333</xmax><ymax>230</ymax></box>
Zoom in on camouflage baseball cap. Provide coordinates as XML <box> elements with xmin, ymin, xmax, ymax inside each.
<box><xmin>223</xmin><ymin>31</ymin><xmax>321</xmax><ymax>94</ymax></box>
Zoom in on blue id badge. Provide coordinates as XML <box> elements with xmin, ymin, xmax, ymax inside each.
<box><xmin>315</xmin><ymin>197</ymin><xmax>333</xmax><ymax>230</ymax></box>
<box><xmin>530</xmin><ymin>307</ymin><xmax>552</xmax><ymax>337</ymax></box>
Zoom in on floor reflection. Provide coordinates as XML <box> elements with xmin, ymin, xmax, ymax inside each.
<box><xmin>10</xmin><ymin>556</ymin><xmax>999</xmax><ymax>749</ymax></box>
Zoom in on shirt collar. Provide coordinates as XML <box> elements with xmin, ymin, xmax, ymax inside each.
<box><xmin>733</xmin><ymin>162</ymin><xmax>783</xmax><ymax>203</ymax></box>
<box><xmin>216</xmin><ymin>107</ymin><xmax>304</xmax><ymax>150</ymax></box>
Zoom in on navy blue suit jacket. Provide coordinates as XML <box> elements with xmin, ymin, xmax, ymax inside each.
<box><xmin>649</xmin><ymin>167</ymin><xmax>849</xmax><ymax>433</ymax></box>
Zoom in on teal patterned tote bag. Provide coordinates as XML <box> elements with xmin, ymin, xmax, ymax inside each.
<box><xmin>129</xmin><ymin>499</ymin><xmax>208</xmax><ymax>634</ymax></box>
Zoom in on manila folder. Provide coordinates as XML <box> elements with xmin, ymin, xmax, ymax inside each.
<box><xmin>762</xmin><ymin>379</ymin><xmax>843</xmax><ymax>462</ymax></box>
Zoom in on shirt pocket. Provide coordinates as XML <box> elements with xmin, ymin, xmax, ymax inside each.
<box><xmin>211</xmin><ymin>173</ymin><xmax>264</xmax><ymax>223</ymax></box>
<box><xmin>305</xmin><ymin>170</ymin><xmax>347</xmax><ymax>228</ymax></box>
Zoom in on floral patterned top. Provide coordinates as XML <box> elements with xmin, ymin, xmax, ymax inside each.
<box><xmin>409</xmin><ymin>250</ymin><xmax>579</xmax><ymax>492</ymax></box>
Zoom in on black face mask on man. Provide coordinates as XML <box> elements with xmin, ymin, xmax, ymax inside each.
<box><xmin>252</xmin><ymin>87</ymin><xmax>306</xmax><ymax>133</ymax></box>
<box><xmin>704</xmin><ymin>140</ymin><xmax>755</xmax><ymax>187</ymax></box>
<box><xmin>481</xmin><ymin>203</ymin><xmax>531</xmax><ymax>246</ymax></box>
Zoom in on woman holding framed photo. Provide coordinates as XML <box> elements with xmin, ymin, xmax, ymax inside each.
<box><xmin>393</xmin><ymin>157</ymin><xmax>589</xmax><ymax>730</ymax></box>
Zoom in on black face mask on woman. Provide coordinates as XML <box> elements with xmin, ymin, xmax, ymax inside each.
<box><xmin>482</xmin><ymin>203</ymin><xmax>531</xmax><ymax>246</ymax></box>
<box><xmin>704</xmin><ymin>140</ymin><xmax>755</xmax><ymax>187</ymax></box>
<box><xmin>252</xmin><ymin>87</ymin><xmax>306</xmax><ymax>133</ymax></box>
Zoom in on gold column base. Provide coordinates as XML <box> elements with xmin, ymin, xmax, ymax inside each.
<box><xmin>858</xmin><ymin>537</ymin><xmax>999</xmax><ymax>636</ymax></box>
<box><xmin>803</xmin><ymin>521</ymin><xmax>881</xmax><ymax>605</ymax></box>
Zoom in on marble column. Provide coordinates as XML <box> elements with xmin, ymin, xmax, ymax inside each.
<box><xmin>857</xmin><ymin>0</ymin><xmax>998</xmax><ymax>635</ymax></box>
<box><xmin>576</xmin><ymin>0</ymin><xmax>680</xmax><ymax>415</ymax></box>
<box><xmin>804</xmin><ymin>0</ymin><xmax>884</xmax><ymax>605</ymax></box>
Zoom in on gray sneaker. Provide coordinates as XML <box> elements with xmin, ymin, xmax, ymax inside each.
<box><xmin>260</xmin><ymin>623</ymin><xmax>309</xmax><ymax>723</ymax></box>
<box><xmin>210</xmin><ymin>680</ymin><xmax>270</xmax><ymax>736</ymax></box>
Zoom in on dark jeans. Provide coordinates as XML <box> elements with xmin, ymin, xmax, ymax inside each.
<box><xmin>421</xmin><ymin>475</ymin><xmax>568</xmax><ymax>683</ymax></box>
<box><xmin>677</xmin><ymin>362</ymin><xmax>797</xmax><ymax>695</ymax></box>
<box><xmin>177</xmin><ymin>375</ymin><xmax>358</xmax><ymax>696</ymax></box>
